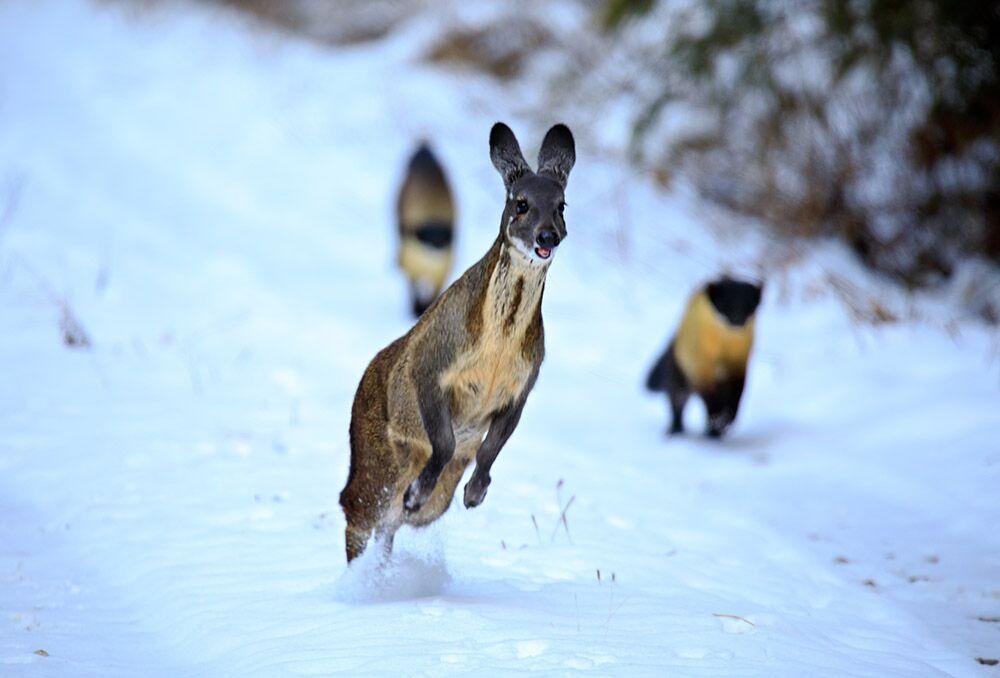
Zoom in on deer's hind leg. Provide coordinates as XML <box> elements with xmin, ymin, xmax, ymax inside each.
<box><xmin>341</xmin><ymin>428</ymin><xmax>401</xmax><ymax>564</ymax></box>
<box><xmin>344</xmin><ymin>522</ymin><xmax>373</xmax><ymax>563</ymax></box>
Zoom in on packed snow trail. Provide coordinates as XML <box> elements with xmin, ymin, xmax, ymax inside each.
<box><xmin>1</xmin><ymin>1</ymin><xmax>998</xmax><ymax>676</ymax></box>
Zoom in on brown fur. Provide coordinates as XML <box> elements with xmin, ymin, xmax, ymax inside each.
<box><xmin>340</xmin><ymin>237</ymin><xmax>546</xmax><ymax>561</ymax></box>
<box><xmin>341</xmin><ymin>122</ymin><xmax>574</xmax><ymax>563</ymax></box>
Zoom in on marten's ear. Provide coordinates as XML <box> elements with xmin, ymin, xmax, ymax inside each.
<box><xmin>490</xmin><ymin>123</ymin><xmax>531</xmax><ymax>192</ymax></box>
<box><xmin>537</xmin><ymin>124</ymin><xmax>575</xmax><ymax>188</ymax></box>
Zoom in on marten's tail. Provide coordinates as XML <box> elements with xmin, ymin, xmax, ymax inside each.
<box><xmin>645</xmin><ymin>350</ymin><xmax>670</xmax><ymax>392</ymax></box>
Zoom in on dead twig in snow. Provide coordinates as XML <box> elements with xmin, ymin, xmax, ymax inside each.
<box><xmin>550</xmin><ymin>495</ymin><xmax>575</xmax><ymax>543</ymax></box>
<box><xmin>712</xmin><ymin>612</ymin><xmax>756</xmax><ymax>627</ymax></box>
<box><xmin>9</xmin><ymin>253</ymin><xmax>92</xmax><ymax>349</ymax></box>
<box><xmin>826</xmin><ymin>271</ymin><xmax>899</xmax><ymax>326</ymax></box>
<box><xmin>550</xmin><ymin>478</ymin><xmax>575</xmax><ymax>543</ymax></box>
<box><xmin>530</xmin><ymin>514</ymin><xmax>542</xmax><ymax>545</ymax></box>
<box><xmin>601</xmin><ymin>571</ymin><xmax>626</xmax><ymax>638</ymax></box>
<box><xmin>58</xmin><ymin>304</ymin><xmax>91</xmax><ymax>348</ymax></box>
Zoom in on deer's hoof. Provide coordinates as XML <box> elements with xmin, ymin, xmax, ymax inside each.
<box><xmin>403</xmin><ymin>479</ymin><xmax>429</xmax><ymax>513</ymax></box>
<box><xmin>463</xmin><ymin>477</ymin><xmax>489</xmax><ymax>509</ymax></box>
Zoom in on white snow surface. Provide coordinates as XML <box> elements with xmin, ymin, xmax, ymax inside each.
<box><xmin>1</xmin><ymin>1</ymin><xmax>998</xmax><ymax>676</ymax></box>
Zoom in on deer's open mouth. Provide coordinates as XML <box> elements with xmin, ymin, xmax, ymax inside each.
<box><xmin>534</xmin><ymin>247</ymin><xmax>552</xmax><ymax>259</ymax></box>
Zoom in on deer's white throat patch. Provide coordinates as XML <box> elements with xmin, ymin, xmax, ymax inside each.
<box><xmin>507</xmin><ymin>235</ymin><xmax>554</xmax><ymax>267</ymax></box>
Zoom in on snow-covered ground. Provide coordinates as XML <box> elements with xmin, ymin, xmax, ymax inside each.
<box><xmin>1</xmin><ymin>1</ymin><xmax>998</xmax><ymax>675</ymax></box>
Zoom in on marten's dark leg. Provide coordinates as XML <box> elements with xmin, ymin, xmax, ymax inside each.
<box><xmin>668</xmin><ymin>390</ymin><xmax>689</xmax><ymax>435</ymax></box>
<box><xmin>704</xmin><ymin>376</ymin><xmax>745</xmax><ymax>438</ymax></box>
<box><xmin>662</xmin><ymin>346</ymin><xmax>690</xmax><ymax>434</ymax></box>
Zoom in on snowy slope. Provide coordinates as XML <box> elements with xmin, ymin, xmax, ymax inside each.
<box><xmin>1</xmin><ymin>1</ymin><xmax>998</xmax><ymax>676</ymax></box>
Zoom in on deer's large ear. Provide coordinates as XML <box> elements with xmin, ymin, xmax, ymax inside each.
<box><xmin>489</xmin><ymin>123</ymin><xmax>531</xmax><ymax>191</ymax></box>
<box><xmin>537</xmin><ymin>124</ymin><xmax>575</xmax><ymax>188</ymax></box>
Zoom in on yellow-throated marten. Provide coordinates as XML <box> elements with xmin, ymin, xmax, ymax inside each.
<box><xmin>397</xmin><ymin>143</ymin><xmax>455</xmax><ymax>317</ymax></box>
<box><xmin>646</xmin><ymin>277</ymin><xmax>763</xmax><ymax>438</ymax></box>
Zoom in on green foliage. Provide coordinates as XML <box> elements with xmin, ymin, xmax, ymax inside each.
<box><xmin>604</xmin><ymin>0</ymin><xmax>999</xmax><ymax>286</ymax></box>
<box><xmin>601</xmin><ymin>0</ymin><xmax>654</xmax><ymax>29</ymax></box>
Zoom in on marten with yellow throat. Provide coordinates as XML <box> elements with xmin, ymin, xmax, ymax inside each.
<box><xmin>646</xmin><ymin>277</ymin><xmax>763</xmax><ymax>438</ymax></box>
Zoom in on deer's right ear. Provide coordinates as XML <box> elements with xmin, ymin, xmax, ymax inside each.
<box><xmin>537</xmin><ymin>123</ymin><xmax>575</xmax><ymax>188</ymax></box>
<box><xmin>489</xmin><ymin>123</ymin><xmax>531</xmax><ymax>192</ymax></box>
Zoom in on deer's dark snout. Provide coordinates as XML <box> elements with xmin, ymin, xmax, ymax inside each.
<box><xmin>536</xmin><ymin>228</ymin><xmax>560</xmax><ymax>249</ymax></box>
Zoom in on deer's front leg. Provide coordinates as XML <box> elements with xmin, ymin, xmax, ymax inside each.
<box><xmin>463</xmin><ymin>397</ymin><xmax>526</xmax><ymax>509</ymax></box>
<box><xmin>404</xmin><ymin>378</ymin><xmax>455</xmax><ymax>513</ymax></box>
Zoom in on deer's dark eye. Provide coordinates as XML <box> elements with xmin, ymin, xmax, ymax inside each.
<box><xmin>515</xmin><ymin>199</ymin><xmax>529</xmax><ymax>215</ymax></box>
<box><xmin>557</xmin><ymin>202</ymin><xmax>566</xmax><ymax>216</ymax></box>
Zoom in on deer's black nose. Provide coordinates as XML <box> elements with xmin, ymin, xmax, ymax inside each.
<box><xmin>536</xmin><ymin>229</ymin><xmax>560</xmax><ymax>249</ymax></box>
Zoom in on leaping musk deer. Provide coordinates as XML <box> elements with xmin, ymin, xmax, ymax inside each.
<box><xmin>339</xmin><ymin>122</ymin><xmax>576</xmax><ymax>562</ymax></box>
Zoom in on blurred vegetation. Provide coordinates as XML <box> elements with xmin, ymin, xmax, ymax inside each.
<box><xmin>165</xmin><ymin>0</ymin><xmax>998</xmax><ymax>316</ymax></box>
<box><xmin>209</xmin><ymin>0</ymin><xmax>413</xmax><ymax>45</ymax></box>
<box><xmin>426</xmin><ymin>23</ymin><xmax>555</xmax><ymax>81</ymax></box>
<box><xmin>602</xmin><ymin>0</ymin><xmax>999</xmax><ymax>288</ymax></box>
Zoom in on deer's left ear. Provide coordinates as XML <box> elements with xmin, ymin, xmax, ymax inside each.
<box><xmin>537</xmin><ymin>124</ymin><xmax>575</xmax><ymax>188</ymax></box>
